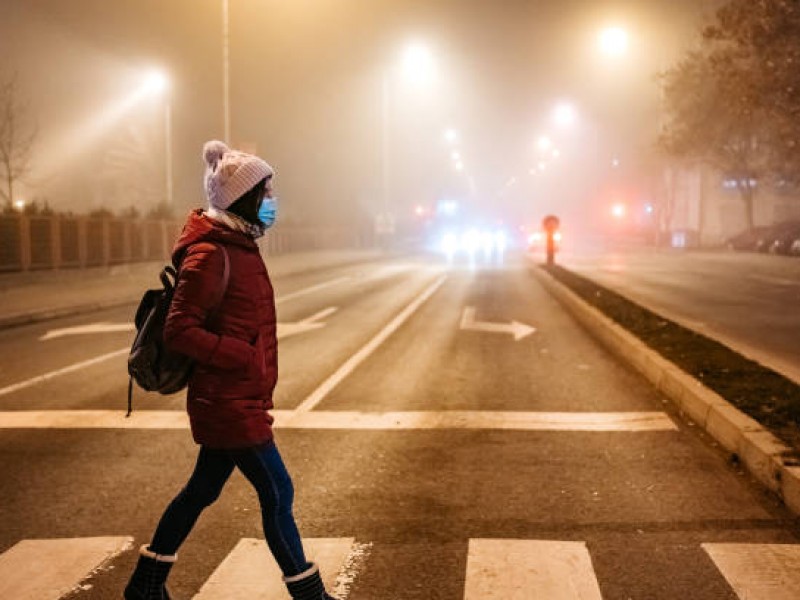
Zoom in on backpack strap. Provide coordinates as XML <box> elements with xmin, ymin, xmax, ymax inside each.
<box><xmin>125</xmin><ymin>244</ymin><xmax>230</xmax><ymax>419</ymax></box>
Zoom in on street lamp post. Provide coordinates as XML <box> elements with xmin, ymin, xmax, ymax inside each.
<box><xmin>144</xmin><ymin>70</ymin><xmax>172</xmax><ymax>206</ymax></box>
<box><xmin>222</xmin><ymin>0</ymin><xmax>231</xmax><ymax>143</ymax></box>
<box><xmin>378</xmin><ymin>42</ymin><xmax>436</xmax><ymax>242</ymax></box>
<box><xmin>164</xmin><ymin>96</ymin><xmax>173</xmax><ymax>206</ymax></box>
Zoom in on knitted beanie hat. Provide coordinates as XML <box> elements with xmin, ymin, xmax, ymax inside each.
<box><xmin>203</xmin><ymin>140</ymin><xmax>274</xmax><ymax>210</ymax></box>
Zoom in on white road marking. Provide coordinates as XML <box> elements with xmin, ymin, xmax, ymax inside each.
<box><xmin>459</xmin><ymin>306</ymin><xmax>536</xmax><ymax>341</ymax></box>
<box><xmin>0</xmin><ymin>410</ymin><xmax>677</xmax><ymax>432</ymax></box>
<box><xmin>194</xmin><ymin>537</ymin><xmax>355</xmax><ymax>599</ymax></box>
<box><xmin>464</xmin><ymin>539</ymin><xmax>603</xmax><ymax>600</ymax></box>
<box><xmin>747</xmin><ymin>274</ymin><xmax>798</xmax><ymax>287</ymax></box>
<box><xmin>330</xmin><ymin>542</ymin><xmax>372</xmax><ymax>599</ymax></box>
<box><xmin>293</xmin><ymin>274</ymin><xmax>448</xmax><ymax>413</ymax></box>
<box><xmin>0</xmin><ymin>348</ymin><xmax>130</xmax><ymax>397</ymax></box>
<box><xmin>703</xmin><ymin>543</ymin><xmax>800</xmax><ymax>600</ymax></box>
<box><xmin>277</xmin><ymin>307</ymin><xmax>338</xmax><ymax>340</ymax></box>
<box><xmin>275</xmin><ymin>277</ymin><xmax>351</xmax><ymax>305</ymax></box>
<box><xmin>39</xmin><ymin>322</ymin><xmax>135</xmax><ymax>341</ymax></box>
<box><xmin>0</xmin><ymin>536</ymin><xmax>133</xmax><ymax>600</ymax></box>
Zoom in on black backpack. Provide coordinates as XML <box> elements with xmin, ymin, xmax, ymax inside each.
<box><xmin>126</xmin><ymin>244</ymin><xmax>230</xmax><ymax>416</ymax></box>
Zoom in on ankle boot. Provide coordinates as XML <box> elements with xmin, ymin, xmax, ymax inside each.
<box><xmin>123</xmin><ymin>545</ymin><xmax>176</xmax><ymax>600</ymax></box>
<box><xmin>283</xmin><ymin>562</ymin><xmax>337</xmax><ymax>599</ymax></box>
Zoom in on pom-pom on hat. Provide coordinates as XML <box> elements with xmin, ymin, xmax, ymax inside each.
<box><xmin>202</xmin><ymin>140</ymin><xmax>274</xmax><ymax>210</ymax></box>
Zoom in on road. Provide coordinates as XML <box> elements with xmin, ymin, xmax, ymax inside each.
<box><xmin>0</xmin><ymin>252</ymin><xmax>798</xmax><ymax>599</ymax></box>
<box><xmin>562</xmin><ymin>248</ymin><xmax>800</xmax><ymax>385</ymax></box>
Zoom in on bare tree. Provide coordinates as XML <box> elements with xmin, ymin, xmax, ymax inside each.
<box><xmin>0</xmin><ymin>74</ymin><xmax>37</xmax><ymax>206</ymax></box>
<box><xmin>660</xmin><ymin>0</ymin><xmax>800</xmax><ymax>231</ymax></box>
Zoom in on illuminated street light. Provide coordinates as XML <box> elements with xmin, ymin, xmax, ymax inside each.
<box><xmin>401</xmin><ymin>42</ymin><xmax>436</xmax><ymax>87</ymax></box>
<box><xmin>381</xmin><ymin>41</ymin><xmax>438</xmax><ymax>227</ymax></box>
<box><xmin>611</xmin><ymin>202</ymin><xmax>626</xmax><ymax>219</ymax></box>
<box><xmin>598</xmin><ymin>26</ymin><xmax>630</xmax><ymax>59</ymax></box>
<box><xmin>553</xmin><ymin>103</ymin><xmax>577</xmax><ymax>127</ymax></box>
<box><xmin>444</xmin><ymin>128</ymin><xmax>459</xmax><ymax>144</ymax></box>
<box><xmin>537</xmin><ymin>135</ymin><xmax>552</xmax><ymax>152</ymax></box>
<box><xmin>13</xmin><ymin>199</ymin><xmax>25</xmax><ymax>211</ymax></box>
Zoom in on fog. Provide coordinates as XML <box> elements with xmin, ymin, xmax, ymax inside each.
<box><xmin>1</xmin><ymin>0</ymin><xmax>713</xmax><ymax>232</ymax></box>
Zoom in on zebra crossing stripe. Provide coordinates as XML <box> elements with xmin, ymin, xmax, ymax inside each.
<box><xmin>193</xmin><ymin>537</ymin><xmax>355</xmax><ymax>599</ymax></box>
<box><xmin>703</xmin><ymin>543</ymin><xmax>800</xmax><ymax>600</ymax></box>
<box><xmin>0</xmin><ymin>536</ymin><xmax>132</xmax><ymax>600</ymax></box>
<box><xmin>464</xmin><ymin>539</ymin><xmax>603</xmax><ymax>600</ymax></box>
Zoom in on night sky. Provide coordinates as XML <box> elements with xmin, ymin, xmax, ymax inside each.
<box><xmin>2</xmin><ymin>0</ymin><xmax>715</xmax><ymax>227</ymax></box>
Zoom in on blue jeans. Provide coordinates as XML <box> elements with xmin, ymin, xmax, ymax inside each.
<box><xmin>149</xmin><ymin>441</ymin><xmax>309</xmax><ymax>577</ymax></box>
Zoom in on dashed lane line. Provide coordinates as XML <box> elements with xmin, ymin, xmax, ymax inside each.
<box><xmin>0</xmin><ymin>348</ymin><xmax>130</xmax><ymax>397</ymax></box>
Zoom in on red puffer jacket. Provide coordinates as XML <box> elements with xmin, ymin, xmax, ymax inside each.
<box><xmin>164</xmin><ymin>209</ymin><xmax>277</xmax><ymax>448</ymax></box>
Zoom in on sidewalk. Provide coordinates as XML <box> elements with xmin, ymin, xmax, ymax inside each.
<box><xmin>0</xmin><ymin>249</ymin><xmax>385</xmax><ymax>329</ymax></box>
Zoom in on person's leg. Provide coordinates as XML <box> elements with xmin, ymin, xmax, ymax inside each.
<box><xmin>148</xmin><ymin>446</ymin><xmax>235</xmax><ymax>555</ymax></box>
<box><xmin>234</xmin><ymin>442</ymin><xmax>336</xmax><ymax>598</ymax></box>
<box><xmin>126</xmin><ymin>447</ymin><xmax>234</xmax><ymax>599</ymax></box>
<box><xmin>232</xmin><ymin>441</ymin><xmax>309</xmax><ymax>576</ymax></box>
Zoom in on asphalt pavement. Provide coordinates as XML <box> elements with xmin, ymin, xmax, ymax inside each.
<box><xmin>562</xmin><ymin>247</ymin><xmax>800</xmax><ymax>385</ymax></box>
<box><xmin>0</xmin><ymin>251</ymin><xmax>799</xmax><ymax>599</ymax></box>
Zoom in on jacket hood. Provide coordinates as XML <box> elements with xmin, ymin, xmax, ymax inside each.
<box><xmin>172</xmin><ymin>209</ymin><xmax>257</xmax><ymax>265</ymax></box>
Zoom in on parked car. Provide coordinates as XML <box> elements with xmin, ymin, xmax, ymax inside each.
<box><xmin>789</xmin><ymin>235</ymin><xmax>800</xmax><ymax>256</ymax></box>
<box><xmin>769</xmin><ymin>221</ymin><xmax>800</xmax><ymax>255</ymax></box>
<box><xmin>754</xmin><ymin>221</ymin><xmax>800</xmax><ymax>253</ymax></box>
<box><xmin>725</xmin><ymin>226</ymin><xmax>770</xmax><ymax>251</ymax></box>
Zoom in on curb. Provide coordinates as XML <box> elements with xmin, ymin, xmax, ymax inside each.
<box><xmin>531</xmin><ymin>264</ymin><xmax>800</xmax><ymax>517</ymax></box>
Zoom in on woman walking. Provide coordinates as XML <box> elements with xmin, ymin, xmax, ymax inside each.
<box><xmin>124</xmin><ymin>141</ymin><xmax>336</xmax><ymax>600</ymax></box>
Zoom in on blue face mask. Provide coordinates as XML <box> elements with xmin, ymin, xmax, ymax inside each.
<box><xmin>258</xmin><ymin>197</ymin><xmax>278</xmax><ymax>228</ymax></box>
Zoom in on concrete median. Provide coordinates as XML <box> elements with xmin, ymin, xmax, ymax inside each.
<box><xmin>531</xmin><ymin>264</ymin><xmax>800</xmax><ymax>516</ymax></box>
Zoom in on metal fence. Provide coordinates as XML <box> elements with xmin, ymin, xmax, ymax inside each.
<box><xmin>0</xmin><ymin>214</ymin><xmax>374</xmax><ymax>272</ymax></box>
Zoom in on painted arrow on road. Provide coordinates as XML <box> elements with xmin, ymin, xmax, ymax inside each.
<box><xmin>40</xmin><ymin>322</ymin><xmax>135</xmax><ymax>341</ymax></box>
<box><xmin>38</xmin><ymin>308</ymin><xmax>338</xmax><ymax>342</ymax></box>
<box><xmin>459</xmin><ymin>306</ymin><xmax>536</xmax><ymax>341</ymax></box>
<box><xmin>277</xmin><ymin>307</ymin><xmax>338</xmax><ymax>340</ymax></box>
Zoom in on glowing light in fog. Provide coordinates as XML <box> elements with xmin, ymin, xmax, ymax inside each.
<box><xmin>34</xmin><ymin>67</ymin><xmax>171</xmax><ymax>178</ymax></box>
<box><xmin>444</xmin><ymin>128</ymin><xmax>459</xmax><ymax>144</ymax></box>
<box><xmin>553</xmin><ymin>103</ymin><xmax>577</xmax><ymax>127</ymax></box>
<box><xmin>598</xmin><ymin>26</ymin><xmax>630</xmax><ymax>58</ymax></box>
<box><xmin>611</xmin><ymin>203</ymin><xmax>626</xmax><ymax>219</ymax></box>
<box><xmin>13</xmin><ymin>199</ymin><xmax>25</xmax><ymax>211</ymax></box>
<box><xmin>537</xmin><ymin>136</ymin><xmax>552</xmax><ymax>152</ymax></box>
<box><xmin>401</xmin><ymin>42</ymin><xmax>436</xmax><ymax>86</ymax></box>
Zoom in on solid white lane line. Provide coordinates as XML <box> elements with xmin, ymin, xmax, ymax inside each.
<box><xmin>0</xmin><ymin>348</ymin><xmax>130</xmax><ymax>397</ymax></box>
<box><xmin>293</xmin><ymin>274</ymin><xmax>448</xmax><ymax>413</ymax></box>
<box><xmin>703</xmin><ymin>543</ymin><xmax>800</xmax><ymax>600</ymax></box>
<box><xmin>0</xmin><ymin>410</ymin><xmax>676</xmax><ymax>432</ymax></box>
<box><xmin>275</xmin><ymin>277</ymin><xmax>351</xmax><ymax>305</ymax></box>
<box><xmin>282</xmin><ymin>410</ymin><xmax>677</xmax><ymax>431</ymax></box>
<box><xmin>40</xmin><ymin>322</ymin><xmax>135</xmax><ymax>341</ymax></box>
<box><xmin>194</xmin><ymin>538</ymin><xmax>354</xmax><ymax>600</ymax></box>
<box><xmin>464</xmin><ymin>539</ymin><xmax>603</xmax><ymax>600</ymax></box>
<box><xmin>0</xmin><ymin>536</ymin><xmax>133</xmax><ymax>600</ymax></box>
<box><xmin>747</xmin><ymin>274</ymin><xmax>798</xmax><ymax>287</ymax></box>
